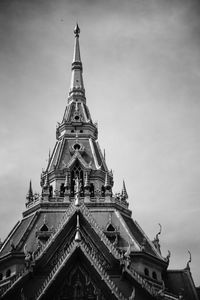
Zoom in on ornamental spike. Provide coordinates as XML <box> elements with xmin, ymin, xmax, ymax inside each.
<box><xmin>84</xmin><ymin>172</ymin><xmax>89</xmax><ymax>188</ymax></box>
<box><xmin>26</xmin><ymin>180</ymin><xmax>33</xmax><ymax>202</ymax></box>
<box><xmin>186</xmin><ymin>250</ymin><xmax>192</xmax><ymax>269</ymax></box>
<box><xmin>75</xmin><ymin>214</ymin><xmax>81</xmax><ymax>242</ymax></box>
<box><xmin>121</xmin><ymin>180</ymin><xmax>128</xmax><ymax>200</ymax></box>
<box><xmin>104</xmin><ymin>172</ymin><xmax>109</xmax><ymax>188</ymax></box>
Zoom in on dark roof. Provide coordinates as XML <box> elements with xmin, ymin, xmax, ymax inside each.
<box><xmin>121</xmin><ymin>214</ymin><xmax>159</xmax><ymax>258</ymax></box>
<box><xmin>0</xmin><ymin>214</ymin><xmax>34</xmax><ymax>257</ymax></box>
<box><xmin>165</xmin><ymin>269</ymin><xmax>199</xmax><ymax>300</ymax></box>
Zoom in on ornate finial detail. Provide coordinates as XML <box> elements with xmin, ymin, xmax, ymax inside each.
<box><xmin>84</xmin><ymin>172</ymin><xmax>89</xmax><ymax>188</ymax></box>
<box><xmin>165</xmin><ymin>250</ymin><xmax>171</xmax><ymax>263</ymax></box>
<box><xmin>103</xmin><ymin>149</ymin><xmax>106</xmax><ymax>161</ymax></box>
<box><xmin>74</xmin><ymin>176</ymin><xmax>81</xmax><ymax>206</ymax></box>
<box><xmin>152</xmin><ymin>223</ymin><xmax>162</xmax><ymax>253</ymax></box>
<box><xmin>104</xmin><ymin>172</ymin><xmax>110</xmax><ymax>188</ymax></box>
<box><xmin>124</xmin><ymin>242</ymin><xmax>131</xmax><ymax>258</ymax></box>
<box><xmin>75</xmin><ymin>214</ymin><xmax>81</xmax><ymax>242</ymax></box>
<box><xmin>26</xmin><ymin>180</ymin><xmax>33</xmax><ymax>202</ymax></box>
<box><xmin>186</xmin><ymin>250</ymin><xmax>192</xmax><ymax>269</ymax></box>
<box><xmin>121</xmin><ymin>180</ymin><xmax>128</xmax><ymax>200</ymax></box>
<box><xmin>74</xmin><ymin>23</ymin><xmax>80</xmax><ymax>37</ymax></box>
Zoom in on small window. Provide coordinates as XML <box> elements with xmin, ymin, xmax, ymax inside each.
<box><xmin>107</xmin><ymin>224</ymin><xmax>115</xmax><ymax>232</ymax></box>
<box><xmin>40</xmin><ymin>224</ymin><xmax>48</xmax><ymax>232</ymax></box>
<box><xmin>0</xmin><ymin>273</ymin><xmax>3</xmax><ymax>280</ymax></box>
<box><xmin>144</xmin><ymin>268</ymin><xmax>149</xmax><ymax>277</ymax></box>
<box><xmin>74</xmin><ymin>143</ymin><xmax>81</xmax><ymax>150</ymax></box>
<box><xmin>152</xmin><ymin>271</ymin><xmax>157</xmax><ymax>280</ymax></box>
<box><xmin>6</xmin><ymin>269</ymin><xmax>11</xmax><ymax>278</ymax></box>
<box><xmin>74</xmin><ymin>115</ymin><xmax>80</xmax><ymax>121</ymax></box>
<box><xmin>71</xmin><ymin>130</ymin><xmax>75</xmax><ymax>133</ymax></box>
<box><xmin>80</xmin><ymin>130</ymin><xmax>83</xmax><ymax>133</ymax></box>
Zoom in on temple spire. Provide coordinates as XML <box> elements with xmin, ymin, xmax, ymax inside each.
<box><xmin>69</xmin><ymin>23</ymin><xmax>85</xmax><ymax>102</ymax></box>
<box><xmin>121</xmin><ymin>180</ymin><xmax>128</xmax><ymax>200</ymax></box>
<box><xmin>26</xmin><ymin>180</ymin><xmax>33</xmax><ymax>202</ymax></box>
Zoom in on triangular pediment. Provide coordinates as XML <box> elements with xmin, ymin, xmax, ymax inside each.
<box><xmin>33</xmin><ymin>241</ymin><xmax>129</xmax><ymax>300</ymax></box>
<box><xmin>66</xmin><ymin>151</ymin><xmax>91</xmax><ymax>170</ymax></box>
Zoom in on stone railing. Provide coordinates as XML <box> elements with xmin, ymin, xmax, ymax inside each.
<box><xmin>80</xmin><ymin>240</ymin><xmax>127</xmax><ymax>300</ymax></box>
<box><xmin>80</xmin><ymin>204</ymin><xmax>122</xmax><ymax>260</ymax></box>
<box><xmin>34</xmin><ymin>240</ymin><xmax>77</xmax><ymax>300</ymax></box>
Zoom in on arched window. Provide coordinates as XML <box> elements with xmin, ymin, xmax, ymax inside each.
<box><xmin>152</xmin><ymin>271</ymin><xmax>157</xmax><ymax>280</ymax></box>
<box><xmin>144</xmin><ymin>268</ymin><xmax>149</xmax><ymax>277</ymax></box>
<box><xmin>70</xmin><ymin>162</ymin><xmax>84</xmax><ymax>197</ymax></box>
<box><xmin>0</xmin><ymin>273</ymin><xmax>3</xmax><ymax>280</ymax></box>
<box><xmin>6</xmin><ymin>269</ymin><xmax>11</xmax><ymax>278</ymax></box>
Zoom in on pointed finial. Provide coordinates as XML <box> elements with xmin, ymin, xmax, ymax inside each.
<box><xmin>186</xmin><ymin>250</ymin><xmax>192</xmax><ymax>269</ymax></box>
<box><xmin>75</xmin><ymin>214</ymin><xmax>81</xmax><ymax>242</ymax></box>
<box><xmin>74</xmin><ymin>23</ymin><xmax>80</xmax><ymax>37</ymax></box>
<box><xmin>104</xmin><ymin>172</ymin><xmax>110</xmax><ymax>188</ymax></box>
<box><xmin>165</xmin><ymin>250</ymin><xmax>171</xmax><ymax>263</ymax></box>
<box><xmin>121</xmin><ymin>180</ymin><xmax>128</xmax><ymax>200</ymax></box>
<box><xmin>156</xmin><ymin>223</ymin><xmax>162</xmax><ymax>239</ymax></box>
<box><xmin>153</xmin><ymin>223</ymin><xmax>162</xmax><ymax>254</ymax></box>
<box><xmin>26</xmin><ymin>180</ymin><xmax>33</xmax><ymax>202</ymax></box>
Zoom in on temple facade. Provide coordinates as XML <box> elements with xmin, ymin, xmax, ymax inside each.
<box><xmin>0</xmin><ymin>25</ymin><xmax>199</xmax><ymax>300</ymax></box>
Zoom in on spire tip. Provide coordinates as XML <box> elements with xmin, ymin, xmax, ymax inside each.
<box><xmin>74</xmin><ymin>23</ymin><xmax>80</xmax><ymax>37</ymax></box>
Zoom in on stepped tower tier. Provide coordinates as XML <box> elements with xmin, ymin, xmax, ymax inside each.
<box><xmin>39</xmin><ymin>23</ymin><xmax>115</xmax><ymax>207</ymax></box>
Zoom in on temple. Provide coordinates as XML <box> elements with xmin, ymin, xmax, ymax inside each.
<box><xmin>0</xmin><ymin>25</ymin><xmax>199</xmax><ymax>300</ymax></box>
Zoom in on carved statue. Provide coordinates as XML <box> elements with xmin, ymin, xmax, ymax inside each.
<box><xmin>74</xmin><ymin>176</ymin><xmax>81</xmax><ymax>194</ymax></box>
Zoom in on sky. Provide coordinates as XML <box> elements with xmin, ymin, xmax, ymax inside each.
<box><xmin>0</xmin><ymin>0</ymin><xmax>200</xmax><ymax>286</ymax></box>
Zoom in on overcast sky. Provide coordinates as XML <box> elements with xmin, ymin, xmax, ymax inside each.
<box><xmin>0</xmin><ymin>0</ymin><xmax>199</xmax><ymax>285</ymax></box>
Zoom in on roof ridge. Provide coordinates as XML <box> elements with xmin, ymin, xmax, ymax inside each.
<box><xmin>34</xmin><ymin>239</ymin><xmax>126</xmax><ymax>300</ymax></box>
<box><xmin>80</xmin><ymin>204</ymin><xmax>123</xmax><ymax>260</ymax></box>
